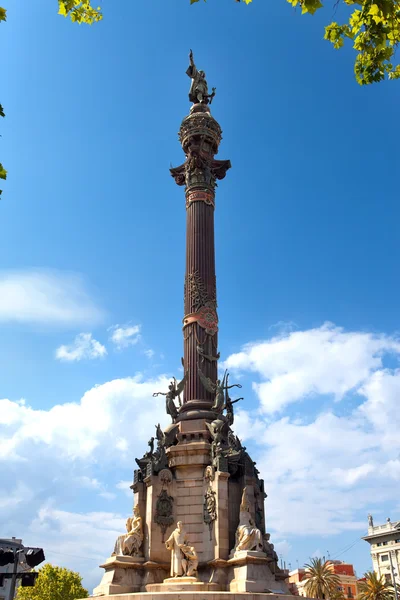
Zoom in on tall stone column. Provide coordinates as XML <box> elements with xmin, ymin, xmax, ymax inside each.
<box><xmin>170</xmin><ymin>104</ymin><xmax>230</xmax><ymax>416</ymax></box>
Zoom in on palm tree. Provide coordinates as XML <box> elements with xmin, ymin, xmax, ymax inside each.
<box><xmin>329</xmin><ymin>589</ymin><xmax>346</xmax><ymax>600</ymax></box>
<box><xmin>303</xmin><ymin>558</ymin><xmax>341</xmax><ymax>599</ymax></box>
<box><xmin>357</xmin><ymin>571</ymin><xmax>395</xmax><ymax>600</ymax></box>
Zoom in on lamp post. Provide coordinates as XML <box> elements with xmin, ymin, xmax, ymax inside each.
<box><xmin>0</xmin><ymin>542</ymin><xmax>45</xmax><ymax>599</ymax></box>
<box><xmin>7</xmin><ymin>550</ymin><xmax>19</xmax><ymax>600</ymax></box>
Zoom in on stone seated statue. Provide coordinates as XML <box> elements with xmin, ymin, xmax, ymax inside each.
<box><xmin>232</xmin><ymin>487</ymin><xmax>263</xmax><ymax>555</ymax></box>
<box><xmin>112</xmin><ymin>504</ymin><xmax>143</xmax><ymax>557</ymax></box>
<box><xmin>165</xmin><ymin>521</ymin><xmax>198</xmax><ymax>578</ymax></box>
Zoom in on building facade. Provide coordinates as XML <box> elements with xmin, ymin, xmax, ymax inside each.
<box><xmin>287</xmin><ymin>561</ymin><xmax>358</xmax><ymax>598</ymax></box>
<box><xmin>362</xmin><ymin>516</ymin><xmax>400</xmax><ymax>586</ymax></box>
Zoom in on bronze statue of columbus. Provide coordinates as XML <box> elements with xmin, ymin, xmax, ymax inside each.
<box><xmin>186</xmin><ymin>49</ymin><xmax>216</xmax><ymax>105</ymax></box>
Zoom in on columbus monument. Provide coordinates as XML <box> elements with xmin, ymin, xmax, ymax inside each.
<box><xmin>91</xmin><ymin>51</ymin><xmax>294</xmax><ymax>599</ymax></box>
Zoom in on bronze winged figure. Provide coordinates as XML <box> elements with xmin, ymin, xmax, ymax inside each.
<box><xmin>198</xmin><ymin>365</ymin><xmax>242</xmax><ymax>412</ymax></box>
<box><xmin>153</xmin><ymin>372</ymin><xmax>187</xmax><ymax>423</ymax></box>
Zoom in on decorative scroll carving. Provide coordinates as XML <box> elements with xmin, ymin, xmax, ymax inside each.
<box><xmin>179</xmin><ymin>113</ymin><xmax>222</xmax><ymax>153</ymax></box>
<box><xmin>184</xmin><ymin>270</ymin><xmax>218</xmax><ymax>336</ymax></box>
<box><xmin>204</xmin><ymin>488</ymin><xmax>217</xmax><ymax>525</ymax></box>
<box><xmin>211</xmin><ymin>159</ymin><xmax>231</xmax><ymax>181</ymax></box>
<box><xmin>170</xmin><ymin>164</ymin><xmax>186</xmax><ymax>186</ymax></box>
<box><xmin>171</xmin><ymin>156</ymin><xmax>230</xmax><ymax>193</ymax></box>
<box><xmin>159</xmin><ymin>468</ymin><xmax>173</xmax><ymax>487</ymax></box>
<box><xmin>186</xmin><ymin>189</ymin><xmax>215</xmax><ymax>208</ymax></box>
<box><xmin>204</xmin><ymin>487</ymin><xmax>217</xmax><ymax>541</ymax></box>
<box><xmin>187</xmin><ymin>270</ymin><xmax>208</xmax><ymax>312</ymax></box>
<box><xmin>204</xmin><ymin>465</ymin><xmax>215</xmax><ymax>483</ymax></box>
<box><xmin>184</xmin><ymin>305</ymin><xmax>218</xmax><ymax>336</ymax></box>
<box><xmin>155</xmin><ymin>489</ymin><xmax>174</xmax><ymax>543</ymax></box>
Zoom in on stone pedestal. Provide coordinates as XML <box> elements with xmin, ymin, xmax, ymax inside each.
<box><xmin>228</xmin><ymin>551</ymin><xmax>287</xmax><ymax>594</ymax></box>
<box><xmin>92</xmin><ymin>557</ymin><xmax>169</xmax><ymax>597</ymax></box>
<box><xmin>93</xmin><ymin>557</ymin><xmax>145</xmax><ymax>596</ymax></box>
<box><xmin>146</xmin><ymin>575</ymin><xmax>220</xmax><ymax>592</ymax></box>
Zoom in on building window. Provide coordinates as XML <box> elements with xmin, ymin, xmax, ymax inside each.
<box><xmin>377</xmin><ymin>543</ymin><xmax>382</xmax><ymax>546</ymax></box>
<box><xmin>383</xmin><ymin>541</ymin><xmax>388</xmax><ymax>545</ymax></box>
<box><xmin>381</xmin><ymin>555</ymin><xmax>389</xmax><ymax>562</ymax></box>
<box><xmin>348</xmin><ymin>587</ymin><xmax>353</xmax><ymax>598</ymax></box>
<box><xmin>395</xmin><ymin>539</ymin><xmax>400</xmax><ymax>544</ymax></box>
<box><xmin>385</xmin><ymin>575</ymin><xmax>392</xmax><ymax>583</ymax></box>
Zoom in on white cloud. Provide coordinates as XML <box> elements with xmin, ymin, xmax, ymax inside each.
<box><xmin>0</xmin><ymin>374</ymin><xmax>169</xmax><ymax>462</ymax></box>
<box><xmin>144</xmin><ymin>349</ymin><xmax>155</xmax><ymax>359</ymax></box>
<box><xmin>55</xmin><ymin>333</ymin><xmax>107</xmax><ymax>362</ymax></box>
<box><xmin>230</xmin><ymin>324</ymin><xmax>400</xmax><ymax>538</ymax></box>
<box><xmin>2</xmin><ymin>321</ymin><xmax>400</xmax><ymax>590</ymax></box>
<box><xmin>0</xmin><ymin>269</ymin><xmax>104</xmax><ymax>326</ymax></box>
<box><xmin>100</xmin><ymin>492</ymin><xmax>117</xmax><ymax>501</ymax></box>
<box><xmin>224</xmin><ymin>322</ymin><xmax>400</xmax><ymax>414</ymax></box>
<box><xmin>109</xmin><ymin>323</ymin><xmax>141</xmax><ymax>349</ymax></box>
<box><xmin>116</xmin><ymin>480</ymin><xmax>133</xmax><ymax>498</ymax></box>
<box><xmin>0</xmin><ymin>373</ymin><xmax>171</xmax><ymax>591</ymax></box>
<box><xmin>28</xmin><ymin>504</ymin><xmax>125</xmax><ymax>592</ymax></box>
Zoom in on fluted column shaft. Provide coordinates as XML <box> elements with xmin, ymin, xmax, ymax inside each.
<box><xmin>170</xmin><ymin>104</ymin><xmax>230</xmax><ymax>412</ymax></box>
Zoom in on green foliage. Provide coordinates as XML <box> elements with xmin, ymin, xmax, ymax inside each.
<box><xmin>303</xmin><ymin>558</ymin><xmax>341</xmax><ymax>599</ymax></box>
<box><xmin>16</xmin><ymin>563</ymin><xmax>89</xmax><ymax>600</ymax></box>
<box><xmin>323</xmin><ymin>0</ymin><xmax>400</xmax><ymax>84</ymax></box>
<box><xmin>58</xmin><ymin>1</ymin><xmax>102</xmax><ymax>23</ymax></box>
<box><xmin>358</xmin><ymin>571</ymin><xmax>396</xmax><ymax>600</ymax></box>
<box><xmin>191</xmin><ymin>0</ymin><xmax>400</xmax><ymax>84</ymax></box>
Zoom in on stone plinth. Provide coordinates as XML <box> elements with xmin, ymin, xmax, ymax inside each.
<box><xmin>228</xmin><ymin>551</ymin><xmax>287</xmax><ymax>594</ymax></box>
<box><xmin>93</xmin><ymin>557</ymin><xmax>168</xmax><ymax>597</ymax></box>
<box><xmin>146</xmin><ymin>575</ymin><xmax>220</xmax><ymax>592</ymax></box>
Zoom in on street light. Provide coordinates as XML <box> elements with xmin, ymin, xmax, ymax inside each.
<box><xmin>0</xmin><ymin>543</ymin><xmax>45</xmax><ymax>600</ymax></box>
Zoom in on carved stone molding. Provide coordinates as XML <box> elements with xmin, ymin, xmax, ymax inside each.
<box><xmin>179</xmin><ymin>113</ymin><xmax>222</xmax><ymax>153</ymax></box>
<box><xmin>159</xmin><ymin>468</ymin><xmax>173</xmax><ymax>487</ymax></box>
<box><xmin>204</xmin><ymin>465</ymin><xmax>215</xmax><ymax>483</ymax></box>
<box><xmin>186</xmin><ymin>189</ymin><xmax>215</xmax><ymax>209</ymax></box>
<box><xmin>204</xmin><ymin>487</ymin><xmax>217</xmax><ymax>526</ymax></box>
<box><xmin>154</xmin><ymin>489</ymin><xmax>174</xmax><ymax>543</ymax></box>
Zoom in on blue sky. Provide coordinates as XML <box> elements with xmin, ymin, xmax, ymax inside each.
<box><xmin>1</xmin><ymin>0</ymin><xmax>400</xmax><ymax>592</ymax></box>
